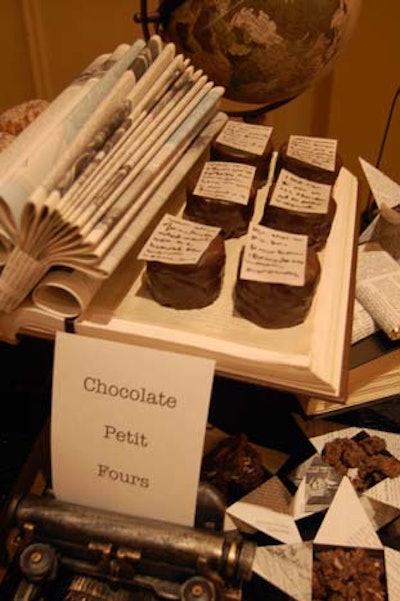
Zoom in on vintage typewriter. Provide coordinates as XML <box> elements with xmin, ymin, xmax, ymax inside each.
<box><xmin>0</xmin><ymin>482</ymin><xmax>256</xmax><ymax>601</ymax></box>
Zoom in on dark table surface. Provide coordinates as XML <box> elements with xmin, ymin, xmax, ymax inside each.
<box><xmin>1</xmin><ymin>335</ymin><xmax>400</xmax><ymax>600</ymax></box>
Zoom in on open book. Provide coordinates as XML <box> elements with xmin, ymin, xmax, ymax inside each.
<box><xmin>0</xmin><ymin>35</ymin><xmax>224</xmax><ymax>313</ymax></box>
<box><xmin>73</xmin><ymin>164</ymin><xmax>358</xmax><ymax>401</ymax></box>
<box><xmin>0</xmin><ymin>158</ymin><xmax>358</xmax><ymax>400</ymax></box>
<box><xmin>0</xmin><ymin>157</ymin><xmax>358</xmax><ymax>400</ymax></box>
<box><xmin>0</xmin><ymin>111</ymin><xmax>228</xmax><ymax>341</ymax></box>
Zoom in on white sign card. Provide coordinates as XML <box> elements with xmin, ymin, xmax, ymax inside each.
<box><xmin>193</xmin><ymin>161</ymin><xmax>256</xmax><ymax>205</ymax></box>
<box><xmin>270</xmin><ymin>169</ymin><xmax>331</xmax><ymax>214</ymax></box>
<box><xmin>286</xmin><ymin>135</ymin><xmax>337</xmax><ymax>171</ymax></box>
<box><xmin>51</xmin><ymin>331</ymin><xmax>215</xmax><ymax>526</ymax></box>
<box><xmin>240</xmin><ymin>224</ymin><xmax>307</xmax><ymax>286</ymax></box>
<box><xmin>137</xmin><ymin>214</ymin><xmax>221</xmax><ymax>265</ymax></box>
<box><xmin>215</xmin><ymin>120</ymin><xmax>273</xmax><ymax>155</ymax></box>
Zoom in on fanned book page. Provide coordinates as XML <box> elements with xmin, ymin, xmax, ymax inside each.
<box><xmin>0</xmin><ymin>36</ymin><xmax>225</xmax><ymax>313</ymax></box>
<box><xmin>0</xmin><ymin>112</ymin><xmax>228</xmax><ymax>343</ymax></box>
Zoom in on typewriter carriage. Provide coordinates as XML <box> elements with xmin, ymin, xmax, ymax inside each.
<box><xmin>2</xmin><ymin>483</ymin><xmax>256</xmax><ymax>601</ymax></box>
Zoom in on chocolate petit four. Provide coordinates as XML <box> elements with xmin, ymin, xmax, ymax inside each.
<box><xmin>201</xmin><ymin>433</ymin><xmax>266</xmax><ymax>505</ymax></box>
<box><xmin>313</xmin><ymin>546</ymin><xmax>387</xmax><ymax>601</ymax></box>
<box><xmin>261</xmin><ymin>168</ymin><xmax>336</xmax><ymax>252</ymax></box>
<box><xmin>138</xmin><ymin>214</ymin><xmax>225</xmax><ymax>310</ymax></box>
<box><xmin>210</xmin><ymin>119</ymin><xmax>274</xmax><ymax>185</ymax></box>
<box><xmin>321</xmin><ymin>432</ymin><xmax>400</xmax><ymax>494</ymax></box>
<box><xmin>234</xmin><ymin>224</ymin><xmax>321</xmax><ymax>328</ymax></box>
<box><xmin>277</xmin><ymin>134</ymin><xmax>342</xmax><ymax>185</ymax></box>
<box><xmin>184</xmin><ymin>160</ymin><xmax>257</xmax><ymax>238</ymax></box>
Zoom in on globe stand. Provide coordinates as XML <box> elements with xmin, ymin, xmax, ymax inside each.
<box><xmin>218</xmin><ymin>96</ymin><xmax>297</xmax><ymax>121</ymax></box>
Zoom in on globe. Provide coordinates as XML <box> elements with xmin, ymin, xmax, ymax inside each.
<box><xmin>156</xmin><ymin>0</ymin><xmax>362</xmax><ymax>113</ymax></box>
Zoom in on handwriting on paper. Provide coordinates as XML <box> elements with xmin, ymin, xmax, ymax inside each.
<box><xmin>270</xmin><ymin>169</ymin><xmax>331</xmax><ymax>214</ymax></box>
<box><xmin>215</xmin><ymin>120</ymin><xmax>273</xmax><ymax>155</ymax></box>
<box><xmin>240</xmin><ymin>224</ymin><xmax>307</xmax><ymax>286</ymax></box>
<box><xmin>286</xmin><ymin>135</ymin><xmax>337</xmax><ymax>171</ymax></box>
<box><xmin>193</xmin><ymin>161</ymin><xmax>255</xmax><ymax>205</ymax></box>
<box><xmin>138</xmin><ymin>213</ymin><xmax>220</xmax><ymax>264</ymax></box>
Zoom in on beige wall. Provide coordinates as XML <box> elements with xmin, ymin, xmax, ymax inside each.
<box><xmin>0</xmin><ymin>0</ymin><xmax>149</xmax><ymax>110</ymax></box>
<box><xmin>0</xmin><ymin>0</ymin><xmax>36</xmax><ymax>111</ymax></box>
<box><xmin>325</xmin><ymin>0</ymin><xmax>400</xmax><ymax>205</ymax></box>
<box><xmin>1</xmin><ymin>1</ymin><xmax>399</xmax><ymax>209</ymax></box>
<box><xmin>266</xmin><ymin>1</ymin><xmax>400</xmax><ymax>207</ymax></box>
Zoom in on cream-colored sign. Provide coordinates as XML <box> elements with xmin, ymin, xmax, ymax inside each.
<box><xmin>215</xmin><ymin>120</ymin><xmax>273</xmax><ymax>155</ymax></box>
<box><xmin>270</xmin><ymin>169</ymin><xmax>331</xmax><ymax>214</ymax></box>
<box><xmin>240</xmin><ymin>224</ymin><xmax>307</xmax><ymax>286</ymax></box>
<box><xmin>51</xmin><ymin>331</ymin><xmax>215</xmax><ymax>526</ymax></box>
<box><xmin>287</xmin><ymin>135</ymin><xmax>337</xmax><ymax>171</ymax></box>
<box><xmin>138</xmin><ymin>213</ymin><xmax>220</xmax><ymax>265</ymax></box>
<box><xmin>193</xmin><ymin>161</ymin><xmax>255</xmax><ymax>205</ymax></box>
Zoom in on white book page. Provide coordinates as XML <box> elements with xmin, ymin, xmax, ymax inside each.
<box><xmin>51</xmin><ymin>332</ymin><xmax>215</xmax><ymax>526</ymax></box>
<box><xmin>253</xmin><ymin>543</ymin><xmax>312</xmax><ymax>601</ymax></box>
<box><xmin>351</xmin><ymin>297</ymin><xmax>378</xmax><ymax>343</ymax></box>
<box><xmin>356</xmin><ymin>242</ymin><xmax>400</xmax><ymax>340</ymax></box>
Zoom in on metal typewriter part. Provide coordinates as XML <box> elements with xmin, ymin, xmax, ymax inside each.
<box><xmin>4</xmin><ymin>489</ymin><xmax>256</xmax><ymax>601</ymax></box>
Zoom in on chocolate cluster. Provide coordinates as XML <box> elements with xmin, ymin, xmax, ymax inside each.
<box><xmin>312</xmin><ymin>546</ymin><xmax>387</xmax><ymax>601</ymax></box>
<box><xmin>184</xmin><ymin>184</ymin><xmax>256</xmax><ymax>239</ymax></box>
<box><xmin>321</xmin><ymin>433</ymin><xmax>400</xmax><ymax>493</ymax></box>
<box><xmin>201</xmin><ymin>433</ymin><xmax>266</xmax><ymax>504</ymax></box>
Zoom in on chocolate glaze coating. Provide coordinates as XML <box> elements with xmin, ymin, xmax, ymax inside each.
<box><xmin>210</xmin><ymin>138</ymin><xmax>273</xmax><ymax>185</ymax></box>
<box><xmin>145</xmin><ymin>233</ymin><xmax>225</xmax><ymax>310</ymax></box>
<box><xmin>234</xmin><ymin>247</ymin><xmax>321</xmax><ymax>328</ymax></box>
<box><xmin>277</xmin><ymin>141</ymin><xmax>342</xmax><ymax>185</ymax></box>
<box><xmin>261</xmin><ymin>183</ymin><xmax>337</xmax><ymax>252</ymax></box>
<box><xmin>184</xmin><ymin>186</ymin><xmax>256</xmax><ymax>239</ymax></box>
